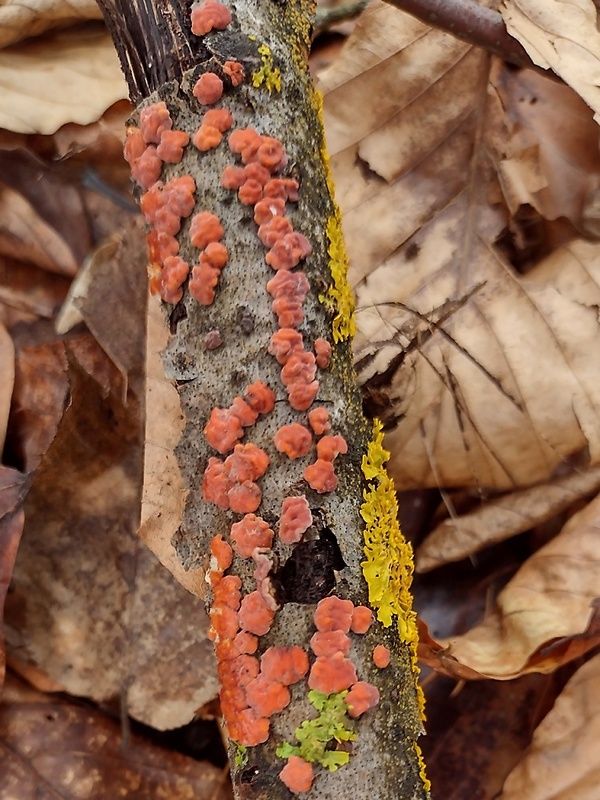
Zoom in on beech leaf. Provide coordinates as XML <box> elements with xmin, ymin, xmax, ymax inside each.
<box><xmin>500</xmin><ymin>653</ymin><xmax>600</xmax><ymax>800</ymax></box>
<box><xmin>0</xmin><ymin>0</ymin><xmax>102</xmax><ymax>48</ymax></box>
<box><xmin>0</xmin><ymin>26</ymin><xmax>127</xmax><ymax>134</ymax></box>
<box><xmin>501</xmin><ymin>0</ymin><xmax>600</xmax><ymax>122</ymax></box>
<box><xmin>320</xmin><ymin>1</ymin><xmax>600</xmax><ymax>493</ymax></box>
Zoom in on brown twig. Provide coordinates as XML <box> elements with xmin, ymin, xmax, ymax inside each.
<box><xmin>381</xmin><ymin>0</ymin><xmax>552</xmax><ymax>76</ymax></box>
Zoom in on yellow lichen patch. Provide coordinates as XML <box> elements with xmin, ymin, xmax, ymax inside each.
<box><xmin>413</xmin><ymin>742</ymin><xmax>431</xmax><ymax>793</ymax></box>
<box><xmin>252</xmin><ymin>44</ymin><xmax>282</xmax><ymax>92</ymax></box>
<box><xmin>360</xmin><ymin>419</ymin><xmax>417</xmax><ymax>640</ymax></box>
<box><xmin>321</xmin><ymin>215</ymin><xmax>356</xmax><ymax>342</ymax></box>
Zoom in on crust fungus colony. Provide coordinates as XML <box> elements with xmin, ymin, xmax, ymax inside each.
<box><xmin>123</xmin><ymin>1</ymin><xmax>414</xmax><ymax>794</ymax></box>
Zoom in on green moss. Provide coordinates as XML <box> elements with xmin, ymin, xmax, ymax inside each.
<box><xmin>276</xmin><ymin>691</ymin><xmax>356</xmax><ymax>771</ymax></box>
<box><xmin>233</xmin><ymin>743</ymin><xmax>248</xmax><ymax>768</ymax></box>
<box><xmin>252</xmin><ymin>44</ymin><xmax>282</xmax><ymax>92</ymax></box>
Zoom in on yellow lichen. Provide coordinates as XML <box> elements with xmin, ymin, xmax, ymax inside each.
<box><xmin>252</xmin><ymin>43</ymin><xmax>282</xmax><ymax>92</ymax></box>
<box><xmin>413</xmin><ymin>742</ymin><xmax>431</xmax><ymax>793</ymax></box>
<box><xmin>321</xmin><ymin>215</ymin><xmax>356</xmax><ymax>342</ymax></box>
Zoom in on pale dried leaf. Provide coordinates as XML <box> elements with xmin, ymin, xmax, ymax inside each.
<box><xmin>0</xmin><ymin>674</ymin><xmax>231</xmax><ymax>799</ymax></box>
<box><xmin>4</xmin><ymin>338</ymin><xmax>218</xmax><ymax>729</ymax></box>
<box><xmin>501</xmin><ymin>0</ymin><xmax>600</xmax><ymax>122</ymax></box>
<box><xmin>494</xmin><ymin>67</ymin><xmax>600</xmax><ymax>236</ymax></box>
<box><xmin>320</xmin><ymin>1</ymin><xmax>600</xmax><ymax>492</ymax></box>
<box><xmin>0</xmin><ymin>25</ymin><xmax>127</xmax><ymax>134</ymax></box>
<box><xmin>0</xmin><ymin>182</ymin><xmax>78</xmax><ymax>275</ymax></box>
<box><xmin>441</xmin><ymin>493</ymin><xmax>600</xmax><ymax>677</ymax></box>
<box><xmin>500</xmin><ymin>653</ymin><xmax>600</xmax><ymax>800</ymax></box>
<box><xmin>416</xmin><ymin>463</ymin><xmax>600</xmax><ymax>572</ymax></box>
<box><xmin>0</xmin><ymin>0</ymin><xmax>102</xmax><ymax>48</ymax></box>
<box><xmin>139</xmin><ymin>294</ymin><xmax>205</xmax><ymax>598</ymax></box>
<box><xmin>0</xmin><ymin>323</ymin><xmax>14</xmax><ymax>453</ymax></box>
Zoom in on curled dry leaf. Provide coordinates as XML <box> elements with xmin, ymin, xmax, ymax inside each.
<box><xmin>0</xmin><ymin>674</ymin><xmax>231</xmax><ymax>799</ymax></box>
<box><xmin>416</xmin><ymin>463</ymin><xmax>600</xmax><ymax>572</ymax></box>
<box><xmin>0</xmin><ymin>322</ymin><xmax>14</xmax><ymax>452</ymax></box>
<box><xmin>500</xmin><ymin>653</ymin><xmax>600</xmax><ymax>800</ymax></box>
<box><xmin>0</xmin><ymin>468</ymin><xmax>28</xmax><ymax>692</ymax></box>
<box><xmin>0</xmin><ymin>0</ymin><xmax>102</xmax><ymax>48</ymax></box>
<box><xmin>320</xmin><ymin>0</ymin><xmax>600</xmax><ymax>493</ymax></box>
<box><xmin>501</xmin><ymin>0</ymin><xmax>600</xmax><ymax>123</ymax></box>
<box><xmin>0</xmin><ymin>25</ymin><xmax>127</xmax><ymax>134</ymax></box>
<box><xmin>439</xmin><ymin>493</ymin><xmax>600</xmax><ymax>678</ymax></box>
<box><xmin>4</xmin><ymin>338</ymin><xmax>218</xmax><ymax>729</ymax></box>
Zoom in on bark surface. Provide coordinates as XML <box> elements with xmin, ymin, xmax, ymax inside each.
<box><xmin>97</xmin><ymin>0</ymin><xmax>429</xmax><ymax>797</ymax></box>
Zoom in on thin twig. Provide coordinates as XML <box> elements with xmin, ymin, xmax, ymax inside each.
<box><xmin>381</xmin><ymin>0</ymin><xmax>552</xmax><ymax>76</ymax></box>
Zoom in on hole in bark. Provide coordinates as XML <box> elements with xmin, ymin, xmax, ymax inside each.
<box><xmin>271</xmin><ymin>528</ymin><xmax>346</xmax><ymax>604</ymax></box>
<box><xmin>169</xmin><ymin>302</ymin><xmax>187</xmax><ymax>334</ymax></box>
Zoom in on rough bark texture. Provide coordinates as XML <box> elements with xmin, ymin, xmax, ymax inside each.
<box><xmin>97</xmin><ymin>0</ymin><xmax>428</xmax><ymax>797</ymax></box>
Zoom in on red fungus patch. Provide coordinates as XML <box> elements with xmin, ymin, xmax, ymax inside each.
<box><xmin>147</xmin><ymin>230</ymin><xmax>179</xmax><ymax>264</ymax></box>
<box><xmin>308</xmin><ymin>407</ymin><xmax>331</xmax><ymax>435</ymax></box>
<box><xmin>189</xmin><ymin>260</ymin><xmax>220</xmax><ymax>305</ymax></box>
<box><xmin>268</xmin><ymin>328</ymin><xmax>303</xmax><ymax>365</ymax></box>
<box><xmin>203</xmin><ymin>108</ymin><xmax>233</xmax><ymax>132</ymax></box>
<box><xmin>190</xmin><ymin>211</ymin><xmax>224</xmax><ymax>249</ymax></box>
<box><xmin>193</xmin><ymin>72</ymin><xmax>224</xmax><ymax>105</ymax></box>
<box><xmin>193</xmin><ymin>124</ymin><xmax>223</xmax><ymax>151</ymax></box>
<box><xmin>210</xmin><ymin>533</ymin><xmax>233</xmax><ymax>571</ymax></box>
<box><xmin>373</xmin><ymin>645</ymin><xmax>391</xmax><ymax>668</ymax></box>
<box><xmin>258</xmin><ymin>215</ymin><xmax>293</xmax><ymax>247</ymax></box>
<box><xmin>203</xmin><ymin>241</ymin><xmax>228</xmax><ymax>268</ymax></box>
<box><xmin>316</xmin><ymin>434</ymin><xmax>348</xmax><ymax>462</ymax></box>
<box><xmin>350</xmin><ymin>606</ymin><xmax>373</xmax><ymax>634</ymax></box>
<box><xmin>229</xmin><ymin>396</ymin><xmax>258</xmax><ymax>427</ymax></box>
<box><xmin>279</xmin><ymin>495</ymin><xmax>312</xmax><ymax>545</ymax></box>
<box><xmin>314</xmin><ymin>338</ymin><xmax>332</xmax><ymax>369</ymax></box>
<box><xmin>158</xmin><ymin>255</ymin><xmax>189</xmax><ymax>303</ymax></box>
<box><xmin>209</xmin><ymin>605</ymin><xmax>239</xmax><ymax>640</ymax></box>
<box><xmin>124</xmin><ymin>126</ymin><xmax>145</xmax><ymax>165</ymax></box>
<box><xmin>304</xmin><ymin>458</ymin><xmax>337</xmax><ymax>492</ymax></box>
<box><xmin>230</xmin><ymin>513</ymin><xmax>274</xmax><ymax>558</ymax></box>
<box><xmin>260</xmin><ymin>646</ymin><xmax>309</xmax><ymax>685</ymax></box>
<box><xmin>238</xmin><ymin>178</ymin><xmax>263</xmax><ymax>205</ymax></box>
<box><xmin>204</xmin><ymin>407</ymin><xmax>244</xmax><ymax>453</ymax></box>
<box><xmin>228</xmin><ymin>480</ymin><xmax>262</xmax><ymax>513</ymax></box>
<box><xmin>266</xmin><ymin>231</ymin><xmax>312</xmax><ymax>271</ymax></box>
<box><xmin>254</xmin><ymin>196</ymin><xmax>286</xmax><ymax>224</ymax></box>
<box><xmin>264</xmin><ymin>177</ymin><xmax>299</xmax><ymax>202</ymax></box>
<box><xmin>141</xmin><ymin>176</ymin><xmax>196</xmax><ymax>234</ymax></box>
<box><xmin>131</xmin><ymin>145</ymin><xmax>162</xmax><ymax>189</ymax></box>
<box><xmin>256</xmin><ymin>136</ymin><xmax>286</xmax><ymax>171</ymax></box>
<box><xmin>314</xmin><ymin>596</ymin><xmax>354</xmax><ymax>632</ymax></box>
<box><xmin>345</xmin><ymin>681</ymin><xmax>380</xmax><ymax>718</ymax></box>
<box><xmin>279</xmin><ymin>756</ymin><xmax>314</xmax><ymax>794</ymax></box>
<box><xmin>224</xmin><ymin>59</ymin><xmax>245</xmax><ymax>86</ymax></box>
<box><xmin>266</xmin><ymin>270</ymin><xmax>310</xmax><ymax>328</ymax></box>
<box><xmin>229</xmin><ymin>127</ymin><xmax>262</xmax><ymax>162</ymax></box>
<box><xmin>221</xmin><ymin>165</ymin><xmax>246</xmax><ymax>189</ymax></box>
<box><xmin>227</xmin><ymin>443</ymin><xmax>270</xmax><ymax>482</ymax></box>
<box><xmin>244</xmin><ymin>381</ymin><xmax>276</xmax><ymax>414</ymax></box>
<box><xmin>213</xmin><ymin>574</ymin><xmax>242</xmax><ymax>610</ymax></box>
<box><xmin>310</xmin><ymin>630</ymin><xmax>351</xmax><ymax>657</ymax></box>
<box><xmin>238</xmin><ymin>590</ymin><xmax>276</xmax><ymax>635</ymax></box>
<box><xmin>156</xmin><ymin>129</ymin><xmax>190</xmax><ymax>162</ymax></box>
<box><xmin>274</xmin><ymin>424</ymin><xmax>312</xmax><ymax>459</ymax></box>
<box><xmin>139</xmin><ymin>101</ymin><xmax>172</xmax><ymax>143</ymax></box>
<box><xmin>246</xmin><ymin>674</ymin><xmax>291</xmax><ymax>717</ymax></box>
<box><xmin>288</xmin><ymin>381</ymin><xmax>319</xmax><ymax>412</ymax></box>
<box><xmin>231</xmin><ymin>709</ymin><xmax>270</xmax><ymax>747</ymax></box>
<box><xmin>190</xmin><ymin>0</ymin><xmax>232</xmax><ymax>35</ymax></box>
<box><xmin>309</xmin><ymin>653</ymin><xmax>358</xmax><ymax>694</ymax></box>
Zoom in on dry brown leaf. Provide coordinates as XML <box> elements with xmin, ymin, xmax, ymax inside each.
<box><xmin>0</xmin><ymin>0</ymin><xmax>102</xmax><ymax>48</ymax></box>
<box><xmin>494</xmin><ymin>67</ymin><xmax>600</xmax><ymax>237</ymax></box>
<box><xmin>320</xmin><ymin>1</ymin><xmax>600</xmax><ymax>493</ymax></box>
<box><xmin>501</xmin><ymin>0</ymin><xmax>600</xmax><ymax>122</ymax></box>
<box><xmin>439</xmin><ymin>493</ymin><xmax>600</xmax><ymax>677</ymax></box>
<box><xmin>0</xmin><ymin>24</ymin><xmax>127</xmax><ymax>134</ymax></box>
<box><xmin>0</xmin><ymin>673</ymin><xmax>231</xmax><ymax>799</ymax></box>
<box><xmin>4</xmin><ymin>338</ymin><xmax>218</xmax><ymax>729</ymax></box>
<box><xmin>500</xmin><ymin>653</ymin><xmax>600</xmax><ymax>800</ymax></box>
<box><xmin>0</xmin><ymin>468</ymin><xmax>27</xmax><ymax>691</ymax></box>
<box><xmin>416</xmin><ymin>463</ymin><xmax>600</xmax><ymax>572</ymax></box>
<box><xmin>139</xmin><ymin>293</ymin><xmax>205</xmax><ymax>598</ymax></box>
<box><xmin>0</xmin><ymin>322</ymin><xmax>14</xmax><ymax>452</ymax></box>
